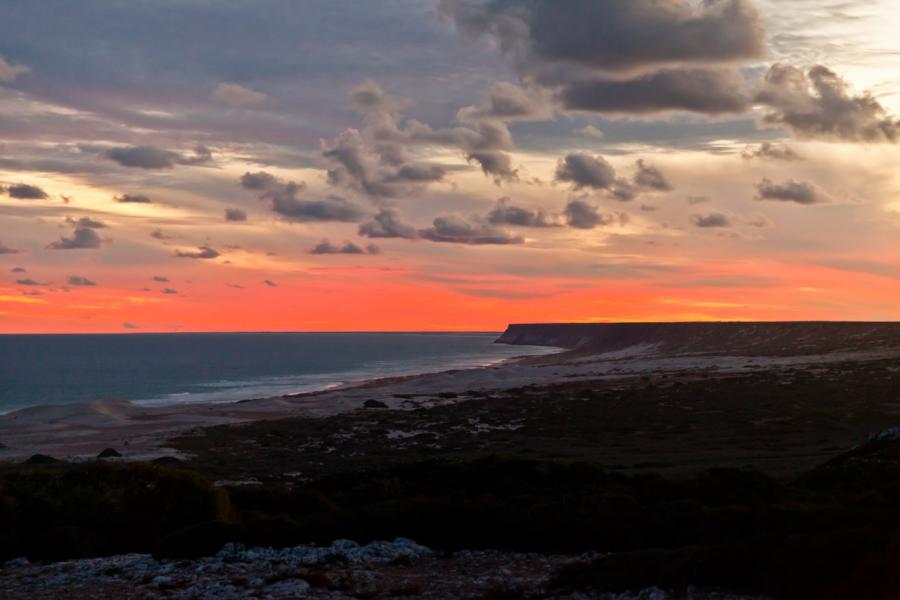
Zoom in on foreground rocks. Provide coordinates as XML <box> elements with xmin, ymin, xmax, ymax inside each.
<box><xmin>0</xmin><ymin>539</ymin><xmax>759</xmax><ymax>599</ymax></box>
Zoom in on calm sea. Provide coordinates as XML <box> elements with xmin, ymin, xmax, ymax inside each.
<box><xmin>0</xmin><ymin>332</ymin><xmax>557</xmax><ymax>413</ymax></box>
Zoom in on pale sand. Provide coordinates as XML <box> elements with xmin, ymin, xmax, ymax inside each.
<box><xmin>1</xmin><ymin>346</ymin><xmax>895</xmax><ymax>461</ymax></box>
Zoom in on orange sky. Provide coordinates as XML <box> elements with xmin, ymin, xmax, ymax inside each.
<box><xmin>2</xmin><ymin>1</ymin><xmax>900</xmax><ymax>333</ymax></box>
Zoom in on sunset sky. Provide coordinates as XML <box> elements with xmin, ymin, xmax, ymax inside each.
<box><xmin>2</xmin><ymin>0</ymin><xmax>900</xmax><ymax>332</ymax></box>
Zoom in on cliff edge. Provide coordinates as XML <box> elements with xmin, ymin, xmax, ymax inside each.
<box><xmin>496</xmin><ymin>321</ymin><xmax>900</xmax><ymax>356</ymax></box>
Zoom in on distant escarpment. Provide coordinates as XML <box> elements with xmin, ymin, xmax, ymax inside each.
<box><xmin>496</xmin><ymin>321</ymin><xmax>900</xmax><ymax>356</ymax></box>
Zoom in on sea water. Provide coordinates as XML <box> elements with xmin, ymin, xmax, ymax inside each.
<box><xmin>0</xmin><ymin>332</ymin><xmax>557</xmax><ymax>413</ymax></box>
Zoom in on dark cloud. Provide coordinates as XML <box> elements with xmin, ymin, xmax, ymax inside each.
<box><xmin>225</xmin><ymin>208</ymin><xmax>248</xmax><ymax>222</ymax></box>
<box><xmin>16</xmin><ymin>278</ymin><xmax>47</xmax><ymax>286</ymax></box>
<box><xmin>0</xmin><ymin>242</ymin><xmax>20</xmax><ymax>255</ymax></box>
<box><xmin>741</xmin><ymin>142</ymin><xmax>803</xmax><ymax>161</ymax></box>
<box><xmin>103</xmin><ymin>145</ymin><xmax>213</xmax><ymax>169</ymax></box>
<box><xmin>564</xmin><ymin>200</ymin><xmax>628</xmax><ymax>229</ymax></box>
<box><xmin>65</xmin><ymin>216</ymin><xmax>107</xmax><ymax>229</ymax></box>
<box><xmin>122</xmin><ymin>322</ymin><xmax>138</xmax><ymax>329</ymax></box>
<box><xmin>555</xmin><ymin>153</ymin><xmax>616</xmax><ymax>190</ymax></box>
<box><xmin>466</xmin><ymin>150</ymin><xmax>518</xmax><ymax>183</ymax></box>
<box><xmin>440</xmin><ymin>0</ymin><xmax>765</xmax><ymax>75</ymax></box>
<box><xmin>441</xmin><ymin>0</ymin><xmax>763</xmax><ymax>116</ymax></box>
<box><xmin>756</xmin><ymin>64</ymin><xmax>900</xmax><ymax>142</ymax></box>
<box><xmin>487</xmin><ymin>198</ymin><xmax>560</xmax><ymax>227</ymax></box>
<box><xmin>322</xmin><ymin>129</ymin><xmax>447</xmax><ymax>198</ymax></box>
<box><xmin>419</xmin><ymin>215</ymin><xmax>523</xmax><ymax>245</ymax></box>
<box><xmin>358</xmin><ymin>208</ymin><xmax>419</xmax><ymax>239</ymax></box>
<box><xmin>161</xmin><ymin>288</ymin><xmax>178</xmax><ymax>294</ymax></box>
<box><xmin>633</xmin><ymin>159</ymin><xmax>673</xmax><ymax>191</ymax></box>
<box><xmin>309</xmin><ymin>240</ymin><xmax>378</xmax><ymax>255</ymax></box>
<box><xmin>11</xmin><ymin>267</ymin><xmax>26</xmax><ymax>272</ymax></box>
<box><xmin>240</xmin><ymin>171</ymin><xmax>279</xmax><ymax>190</ymax></box>
<box><xmin>560</xmin><ymin>69</ymin><xmax>749</xmax><ymax>115</ymax></box>
<box><xmin>4</xmin><ymin>183</ymin><xmax>49</xmax><ymax>200</ymax></box>
<box><xmin>152</xmin><ymin>276</ymin><xmax>169</xmax><ymax>282</ymax></box>
<box><xmin>150</xmin><ymin>229</ymin><xmax>175</xmax><ymax>240</ymax></box>
<box><xmin>755</xmin><ymin>178</ymin><xmax>829</xmax><ymax>205</ymax></box>
<box><xmin>691</xmin><ymin>212</ymin><xmax>731</xmax><ymax>228</ymax></box>
<box><xmin>115</xmin><ymin>193</ymin><xmax>152</xmax><ymax>203</ymax></box>
<box><xmin>47</xmin><ymin>226</ymin><xmax>104</xmax><ymax>250</ymax></box>
<box><xmin>264</xmin><ymin>279</ymin><xmax>277</xmax><ymax>287</ymax></box>
<box><xmin>272</xmin><ymin>194</ymin><xmax>365</xmax><ymax>223</ymax></box>
<box><xmin>175</xmin><ymin>245</ymin><xmax>220</xmax><ymax>259</ymax></box>
<box><xmin>239</xmin><ymin>171</ymin><xmax>365</xmax><ymax>223</ymax></box>
<box><xmin>67</xmin><ymin>275</ymin><xmax>97</xmax><ymax>286</ymax></box>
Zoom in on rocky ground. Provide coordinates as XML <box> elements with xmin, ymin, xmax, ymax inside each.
<box><xmin>0</xmin><ymin>539</ymin><xmax>761</xmax><ymax>600</ymax></box>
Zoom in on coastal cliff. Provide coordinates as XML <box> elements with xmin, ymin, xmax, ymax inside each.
<box><xmin>496</xmin><ymin>321</ymin><xmax>900</xmax><ymax>355</ymax></box>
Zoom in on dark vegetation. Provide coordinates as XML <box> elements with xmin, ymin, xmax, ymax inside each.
<box><xmin>4</xmin><ymin>442</ymin><xmax>900</xmax><ymax>598</ymax></box>
<box><xmin>3</xmin><ymin>356</ymin><xmax>900</xmax><ymax>598</ymax></box>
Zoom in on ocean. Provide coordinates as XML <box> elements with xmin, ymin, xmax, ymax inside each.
<box><xmin>0</xmin><ymin>332</ymin><xmax>557</xmax><ymax>413</ymax></box>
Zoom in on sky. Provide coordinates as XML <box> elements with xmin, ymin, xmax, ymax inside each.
<box><xmin>2</xmin><ymin>0</ymin><xmax>900</xmax><ymax>333</ymax></box>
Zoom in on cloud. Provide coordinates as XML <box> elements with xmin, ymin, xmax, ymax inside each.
<box><xmin>0</xmin><ymin>54</ymin><xmax>29</xmax><ymax>82</ymax></box>
<box><xmin>161</xmin><ymin>288</ymin><xmax>178</xmax><ymax>294</ymax></box>
<box><xmin>67</xmin><ymin>275</ymin><xmax>97</xmax><ymax>286</ymax></box>
<box><xmin>103</xmin><ymin>145</ymin><xmax>212</xmax><ymax>169</ymax></box>
<box><xmin>691</xmin><ymin>212</ymin><xmax>732</xmax><ymax>228</ymax></box>
<box><xmin>555</xmin><ymin>153</ymin><xmax>616</xmax><ymax>190</ymax></box>
<box><xmin>11</xmin><ymin>267</ymin><xmax>26</xmax><ymax>272</ymax></box>
<box><xmin>264</xmin><ymin>279</ymin><xmax>277</xmax><ymax>287</ymax></box>
<box><xmin>350</xmin><ymin>78</ymin><xmax>409</xmax><ymax>114</ymax></box>
<box><xmin>152</xmin><ymin>276</ymin><xmax>169</xmax><ymax>282</ymax></box>
<box><xmin>564</xmin><ymin>200</ymin><xmax>628</xmax><ymax>229</ymax></box>
<box><xmin>225</xmin><ymin>208</ymin><xmax>248</xmax><ymax>222</ymax></box>
<box><xmin>0</xmin><ymin>241</ymin><xmax>20</xmax><ymax>255</ymax></box>
<box><xmin>633</xmin><ymin>159</ymin><xmax>673</xmax><ymax>191</ymax></box>
<box><xmin>487</xmin><ymin>197</ymin><xmax>560</xmax><ymax>227</ymax></box>
<box><xmin>755</xmin><ymin>178</ymin><xmax>829</xmax><ymax>205</ymax></box>
<box><xmin>741</xmin><ymin>142</ymin><xmax>803</xmax><ymax>161</ymax></box>
<box><xmin>212</xmin><ymin>82</ymin><xmax>268</xmax><ymax>108</ymax></box>
<box><xmin>115</xmin><ymin>193</ymin><xmax>152</xmax><ymax>203</ymax></box>
<box><xmin>457</xmin><ymin>82</ymin><xmax>551</xmax><ymax>121</ymax></box>
<box><xmin>66</xmin><ymin>216</ymin><xmax>107</xmax><ymax>229</ymax></box>
<box><xmin>440</xmin><ymin>0</ymin><xmax>764</xmax><ymax>75</ymax></box>
<box><xmin>239</xmin><ymin>170</ymin><xmax>366</xmax><ymax>222</ymax></box>
<box><xmin>150</xmin><ymin>229</ymin><xmax>174</xmax><ymax>240</ymax></box>
<box><xmin>309</xmin><ymin>240</ymin><xmax>379</xmax><ymax>255</ymax></box>
<box><xmin>332</xmin><ymin>81</ymin><xmax>520</xmax><ymax>190</ymax></box>
<box><xmin>240</xmin><ymin>171</ymin><xmax>279</xmax><ymax>190</ymax></box>
<box><xmin>358</xmin><ymin>208</ymin><xmax>419</xmax><ymax>239</ymax></box>
<box><xmin>122</xmin><ymin>322</ymin><xmax>138</xmax><ymax>330</ymax></box>
<box><xmin>16</xmin><ymin>278</ymin><xmax>48</xmax><ymax>286</ymax></box>
<box><xmin>322</xmin><ymin>128</ymin><xmax>447</xmax><ymax>198</ymax></box>
<box><xmin>465</xmin><ymin>150</ymin><xmax>518</xmax><ymax>183</ymax></box>
<box><xmin>47</xmin><ymin>226</ymin><xmax>104</xmax><ymax>250</ymax></box>
<box><xmin>176</xmin><ymin>245</ymin><xmax>220</xmax><ymax>259</ymax></box>
<box><xmin>560</xmin><ymin>68</ymin><xmax>749</xmax><ymax>115</ymax></box>
<box><xmin>440</xmin><ymin>0</ymin><xmax>764</xmax><ymax>116</ymax></box>
<box><xmin>756</xmin><ymin>64</ymin><xmax>900</xmax><ymax>142</ymax></box>
<box><xmin>419</xmin><ymin>215</ymin><xmax>523</xmax><ymax>245</ymax></box>
<box><xmin>576</xmin><ymin>124</ymin><xmax>605</xmax><ymax>140</ymax></box>
<box><xmin>4</xmin><ymin>183</ymin><xmax>49</xmax><ymax>200</ymax></box>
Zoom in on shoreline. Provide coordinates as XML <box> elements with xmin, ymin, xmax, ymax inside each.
<box><xmin>0</xmin><ymin>345</ymin><xmax>565</xmax><ymax>461</ymax></box>
<box><xmin>2</xmin><ymin>341</ymin><xmax>897</xmax><ymax>462</ymax></box>
<box><xmin>0</xmin><ymin>341</ymin><xmax>563</xmax><ymax>416</ymax></box>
